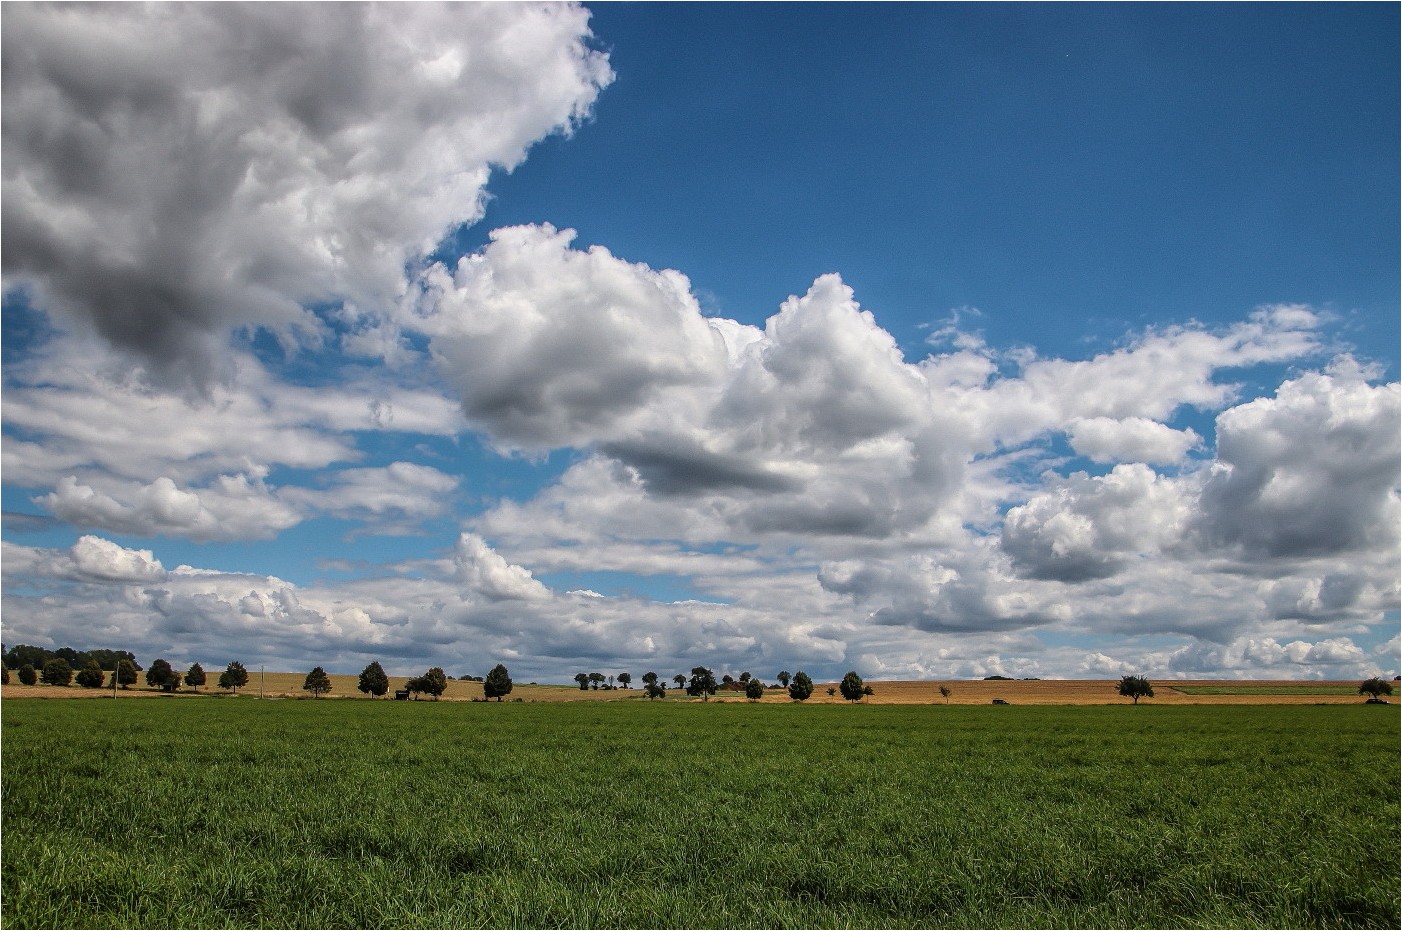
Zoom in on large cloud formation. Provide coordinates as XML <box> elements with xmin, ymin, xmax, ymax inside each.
<box><xmin>2</xmin><ymin>2</ymin><xmax>611</xmax><ymax>387</ymax></box>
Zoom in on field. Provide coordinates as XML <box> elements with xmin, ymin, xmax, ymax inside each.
<box><xmin>1</xmin><ymin>674</ymin><xmax>1385</xmax><ymax>704</ymax></box>
<box><xmin>2</xmin><ymin>699</ymin><xmax>1397</xmax><ymax>929</ymax></box>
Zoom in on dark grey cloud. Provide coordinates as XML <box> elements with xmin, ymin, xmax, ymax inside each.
<box><xmin>602</xmin><ymin>436</ymin><xmax>798</xmax><ymax>496</ymax></box>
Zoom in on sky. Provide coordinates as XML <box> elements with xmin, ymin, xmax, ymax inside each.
<box><xmin>2</xmin><ymin>2</ymin><xmax>1398</xmax><ymax>684</ymax></box>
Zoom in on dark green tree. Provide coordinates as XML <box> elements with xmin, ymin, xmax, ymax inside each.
<box><xmin>116</xmin><ymin>658</ymin><xmax>140</xmax><ymax>689</ymax></box>
<box><xmin>485</xmin><ymin>663</ymin><xmax>513</xmax><ymax>701</ymax></box>
<box><xmin>788</xmin><ymin>671</ymin><xmax>814</xmax><ymax>701</ymax></box>
<box><xmin>358</xmin><ymin>661</ymin><xmax>390</xmax><ymax>697</ymax></box>
<box><xmin>1</xmin><ymin>666</ymin><xmax>8</xmax><ymax>685</ymax></box>
<box><xmin>146</xmin><ymin>659</ymin><xmax>179</xmax><ymax>692</ymax></box>
<box><xmin>777</xmin><ymin>670</ymin><xmax>791</xmax><ymax>688</ymax></box>
<box><xmin>642</xmin><ymin>671</ymin><xmax>658</xmax><ymax>688</ymax></box>
<box><xmin>419</xmin><ymin>667</ymin><xmax>448</xmax><ymax>700</ymax></box>
<box><xmin>1116</xmin><ymin>675</ymin><xmax>1154</xmax><ymax>705</ymax></box>
<box><xmin>41</xmin><ymin>658</ymin><xmax>73</xmax><ymax>687</ymax></box>
<box><xmin>745</xmin><ymin>677</ymin><xmax>765</xmax><ymax>701</ymax></box>
<box><xmin>839</xmin><ymin>671</ymin><xmax>866</xmax><ymax>702</ymax></box>
<box><xmin>588</xmin><ymin>672</ymin><xmax>605</xmax><ymax>690</ymax></box>
<box><xmin>617</xmin><ymin>672</ymin><xmax>632</xmax><ymax>689</ymax></box>
<box><xmin>646</xmin><ymin>682</ymin><xmax>667</xmax><ymax>700</ymax></box>
<box><xmin>574</xmin><ymin>672</ymin><xmax>590</xmax><ymax>691</ymax></box>
<box><xmin>218</xmin><ymin>661</ymin><xmax>249</xmax><ymax>694</ymax></box>
<box><xmin>1359</xmin><ymin>677</ymin><xmax>1394</xmax><ymax>700</ymax></box>
<box><xmin>184</xmin><ymin>662</ymin><xmax>206</xmax><ymax>691</ymax></box>
<box><xmin>303</xmin><ymin>666</ymin><xmax>332</xmax><ymax>698</ymax></box>
<box><xmin>688</xmin><ymin>666</ymin><xmax>718</xmax><ymax>701</ymax></box>
<box><xmin>75</xmin><ymin>659</ymin><xmax>106</xmax><ymax>689</ymax></box>
<box><xmin>672</xmin><ymin>673</ymin><xmax>687</xmax><ymax>690</ymax></box>
<box><xmin>5</xmin><ymin>644</ymin><xmax>53</xmax><ymax>670</ymax></box>
<box><xmin>18</xmin><ymin>664</ymin><xmax>37</xmax><ymax>686</ymax></box>
<box><xmin>938</xmin><ymin>685</ymin><xmax>952</xmax><ymax>704</ymax></box>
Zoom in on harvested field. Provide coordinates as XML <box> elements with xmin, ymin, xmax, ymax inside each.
<box><xmin>1</xmin><ymin>674</ymin><xmax>1383</xmax><ymax>704</ymax></box>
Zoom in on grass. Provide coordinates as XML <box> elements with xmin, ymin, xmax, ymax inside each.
<box><xmin>1169</xmin><ymin>684</ymin><xmax>1364</xmax><ymax>696</ymax></box>
<box><xmin>2</xmin><ymin>700</ymin><xmax>1397</xmax><ymax>928</ymax></box>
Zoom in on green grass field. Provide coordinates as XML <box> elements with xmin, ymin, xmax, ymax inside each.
<box><xmin>2</xmin><ymin>700</ymin><xmax>1397</xmax><ymax>929</ymax></box>
<box><xmin>1169</xmin><ymin>684</ymin><xmax>1364</xmax><ymax>696</ymax></box>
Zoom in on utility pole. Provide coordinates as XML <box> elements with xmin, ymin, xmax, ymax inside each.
<box><xmin>260</xmin><ymin>665</ymin><xmax>265</xmax><ymax>699</ymax></box>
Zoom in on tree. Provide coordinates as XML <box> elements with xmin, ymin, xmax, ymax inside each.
<box><xmin>574</xmin><ymin>672</ymin><xmax>590</xmax><ymax>691</ymax></box>
<box><xmin>75</xmin><ymin>660</ymin><xmax>106</xmax><ymax>689</ymax></box>
<box><xmin>588</xmin><ymin>672</ymin><xmax>605</xmax><ymax>690</ymax></box>
<box><xmin>1359</xmin><ymin>677</ymin><xmax>1394</xmax><ymax>700</ymax></box>
<box><xmin>826</xmin><ymin>688</ymin><xmax>837</xmax><ymax>697</ymax></box>
<box><xmin>1</xmin><ymin>666</ymin><xmax>8</xmax><ymax>685</ymax></box>
<box><xmin>116</xmin><ymin>658</ymin><xmax>140</xmax><ymax>689</ymax></box>
<box><xmin>18</xmin><ymin>664</ymin><xmax>37</xmax><ymax>686</ymax></box>
<box><xmin>358</xmin><ymin>661</ymin><xmax>390</xmax><ymax>697</ymax></box>
<box><xmin>303</xmin><ymin>666</ymin><xmax>332</xmax><ymax>698</ymax></box>
<box><xmin>184</xmin><ymin>662</ymin><xmax>207</xmax><ymax>691</ymax></box>
<box><xmin>218</xmin><ymin>661</ymin><xmax>249</xmax><ymax>694</ymax></box>
<box><xmin>673</xmin><ymin>673</ymin><xmax>687</xmax><ymax>691</ymax></box>
<box><xmin>745</xmin><ymin>677</ymin><xmax>765</xmax><ymax>701</ymax></box>
<box><xmin>938</xmin><ymin>685</ymin><xmax>952</xmax><ymax>704</ymax></box>
<box><xmin>721</xmin><ymin>674</ymin><xmax>735</xmax><ymax>686</ymax></box>
<box><xmin>41</xmin><ymin>658</ymin><xmax>73</xmax><ymax>687</ymax></box>
<box><xmin>146</xmin><ymin>659</ymin><xmax>179</xmax><ymax>692</ymax></box>
<box><xmin>646</xmin><ymin>682</ymin><xmax>667</xmax><ymax>700</ymax></box>
<box><xmin>739</xmin><ymin>671</ymin><xmax>751</xmax><ymax>683</ymax></box>
<box><xmin>419</xmin><ymin>667</ymin><xmax>448</xmax><ymax>700</ymax></box>
<box><xmin>839</xmin><ymin>671</ymin><xmax>866</xmax><ymax>702</ymax></box>
<box><xmin>788</xmin><ymin>671</ymin><xmax>813</xmax><ymax>701</ymax></box>
<box><xmin>777</xmin><ymin>670</ymin><xmax>791</xmax><ymax>688</ymax></box>
<box><xmin>5</xmin><ymin>644</ymin><xmax>53</xmax><ymax>670</ymax></box>
<box><xmin>485</xmin><ymin>663</ymin><xmax>513</xmax><ymax>701</ymax></box>
<box><xmin>617</xmin><ymin>672</ymin><xmax>632</xmax><ymax>689</ymax></box>
<box><xmin>688</xmin><ymin>666</ymin><xmax>718</xmax><ymax>701</ymax></box>
<box><xmin>1116</xmin><ymin>675</ymin><xmax>1154</xmax><ymax>705</ymax></box>
<box><xmin>641</xmin><ymin>671</ymin><xmax>658</xmax><ymax>688</ymax></box>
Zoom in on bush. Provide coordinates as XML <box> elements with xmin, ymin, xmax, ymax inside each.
<box><xmin>75</xmin><ymin>660</ymin><xmax>106</xmax><ymax>689</ymax></box>
<box><xmin>40</xmin><ymin>658</ymin><xmax>73</xmax><ymax>687</ymax></box>
<box><xmin>18</xmin><ymin>664</ymin><xmax>37</xmax><ymax>686</ymax></box>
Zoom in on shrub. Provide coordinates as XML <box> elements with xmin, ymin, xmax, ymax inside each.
<box><xmin>75</xmin><ymin>660</ymin><xmax>106</xmax><ymax>689</ymax></box>
<box><xmin>18</xmin><ymin>664</ymin><xmax>37</xmax><ymax>686</ymax></box>
<box><xmin>41</xmin><ymin>658</ymin><xmax>73</xmax><ymax>687</ymax></box>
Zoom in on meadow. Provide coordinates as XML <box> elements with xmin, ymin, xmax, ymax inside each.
<box><xmin>2</xmin><ymin>699</ymin><xmax>1397</xmax><ymax>929</ymax></box>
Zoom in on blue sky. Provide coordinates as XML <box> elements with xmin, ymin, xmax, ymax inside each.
<box><xmin>3</xmin><ymin>3</ymin><xmax>1397</xmax><ymax>683</ymax></box>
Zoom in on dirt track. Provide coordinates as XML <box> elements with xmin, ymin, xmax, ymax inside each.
<box><xmin>1</xmin><ymin>674</ymin><xmax>1384</xmax><ymax>705</ymax></box>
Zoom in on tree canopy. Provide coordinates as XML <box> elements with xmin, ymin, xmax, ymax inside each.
<box><xmin>745</xmin><ymin>677</ymin><xmax>765</xmax><ymax>701</ymax></box>
<box><xmin>358</xmin><ymin>661</ymin><xmax>390</xmax><ymax>697</ymax></box>
<box><xmin>1359</xmin><ymin>677</ymin><xmax>1394</xmax><ymax>700</ymax></box>
<box><xmin>1116</xmin><ymin>675</ymin><xmax>1154</xmax><ymax>704</ymax></box>
<box><xmin>75</xmin><ymin>660</ymin><xmax>106</xmax><ymax>689</ymax></box>
<box><xmin>18</xmin><ymin>664</ymin><xmax>37</xmax><ymax>686</ymax></box>
<box><xmin>839</xmin><ymin>671</ymin><xmax>866</xmax><ymax>702</ymax></box>
<box><xmin>574</xmin><ymin>672</ymin><xmax>590</xmax><ymax>691</ymax></box>
<box><xmin>485</xmin><ymin>663</ymin><xmax>513</xmax><ymax>701</ymax></box>
<box><xmin>303</xmin><ymin>666</ymin><xmax>332</xmax><ymax>697</ymax></box>
<box><xmin>146</xmin><ymin>659</ymin><xmax>179</xmax><ymax>692</ymax></box>
<box><xmin>688</xmin><ymin>666</ymin><xmax>718</xmax><ymax>701</ymax></box>
<box><xmin>788</xmin><ymin>671</ymin><xmax>813</xmax><ymax>701</ymax></box>
<box><xmin>218</xmin><ymin>661</ymin><xmax>249</xmax><ymax>694</ymax></box>
<box><xmin>41</xmin><ymin>658</ymin><xmax>73</xmax><ymax>687</ymax></box>
<box><xmin>184</xmin><ymin>662</ymin><xmax>207</xmax><ymax>690</ymax></box>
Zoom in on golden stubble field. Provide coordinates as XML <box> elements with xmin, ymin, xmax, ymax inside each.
<box><xmin>0</xmin><ymin>674</ymin><xmax>1378</xmax><ymax>705</ymax></box>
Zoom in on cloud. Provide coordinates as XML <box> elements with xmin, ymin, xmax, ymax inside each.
<box><xmin>1067</xmin><ymin>417</ymin><xmax>1202</xmax><ymax>465</ymax></box>
<box><xmin>39</xmin><ymin>474</ymin><xmax>301</xmax><ymax>542</ymax></box>
<box><xmin>1196</xmin><ymin>362</ymin><xmax>1400</xmax><ymax>559</ymax></box>
<box><xmin>454</xmin><ymin>533</ymin><xmax>552</xmax><ymax>602</ymax></box>
<box><xmin>413</xmin><ymin>224</ymin><xmax>732</xmax><ymax>450</ymax></box>
<box><xmin>280</xmin><ymin>462</ymin><xmax>460</xmax><ymax>535</ymax></box>
<box><xmin>2</xmin><ymin>3</ymin><xmax>611</xmax><ymax>386</ymax></box>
